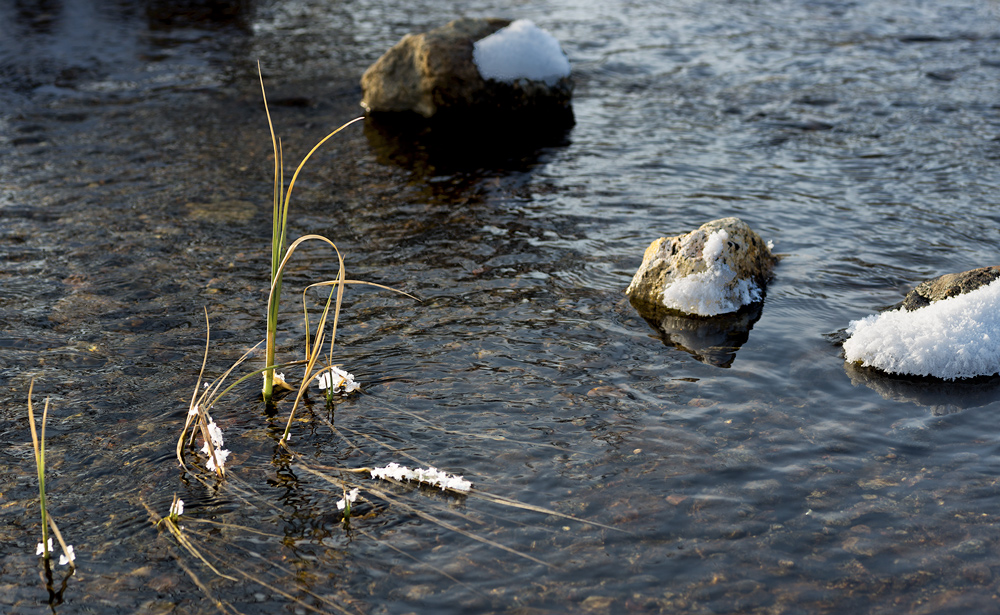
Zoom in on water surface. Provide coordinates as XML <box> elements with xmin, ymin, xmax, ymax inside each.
<box><xmin>3</xmin><ymin>0</ymin><xmax>1000</xmax><ymax>612</ymax></box>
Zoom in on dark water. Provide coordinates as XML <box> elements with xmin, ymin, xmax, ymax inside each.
<box><xmin>3</xmin><ymin>0</ymin><xmax>1000</xmax><ymax>612</ymax></box>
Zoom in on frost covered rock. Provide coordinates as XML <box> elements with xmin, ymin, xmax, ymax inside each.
<box><xmin>900</xmin><ymin>266</ymin><xmax>1000</xmax><ymax>311</ymax></box>
<box><xmin>625</xmin><ymin>218</ymin><xmax>776</xmax><ymax>318</ymax></box>
<box><xmin>844</xmin><ymin>269</ymin><xmax>1000</xmax><ymax>380</ymax></box>
<box><xmin>360</xmin><ymin>18</ymin><xmax>573</xmax><ymax>121</ymax></box>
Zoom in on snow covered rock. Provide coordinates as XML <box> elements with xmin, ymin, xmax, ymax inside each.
<box><xmin>360</xmin><ymin>18</ymin><xmax>573</xmax><ymax>121</ymax></box>
<box><xmin>626</xmin><ymin>218</ymin><xmax>776</xmax><ymax>319</ymax></box>
<box><xmin>844</xmin><ymin>268</ymin><xmax>1000</xmax><ymax>380</ymax></box>
<box><xmin>900</xmin><ymin>266</ymin><xmax>1000</xmax><ymax>311</ymax></box>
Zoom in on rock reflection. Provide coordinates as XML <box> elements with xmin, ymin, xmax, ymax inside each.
<box><xmin>146</xmin><ymin>0</ymin><xmax>256</xmax><ymax>29</ymax></box>
<box><xmin>845</xmin><ymin>362</ymin><xmax>1000</xmax><ymax>413</ymax></box>
<box><xmin>363</xmin><ymin>113</ymin><xmax>573</xmax><ymax>177</ymax></box>
<box><xmin>644</xmin><ymin>303</ymin><xmax>763</xmax><ymax>367</ymax></box>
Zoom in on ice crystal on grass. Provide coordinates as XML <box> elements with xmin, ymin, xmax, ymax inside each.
<box><xmin>370</xmin><ymin>462</ymin><xmax>472</xmax><ymax>492</ymax></box>
<box><xmin>205</xmin><ymin>420</ymin><xmax>224</xmax><ymax>448</ymax></box>
<box><xmin>337</xmin><ymin>487</ymin><xmax>359</xmax><ymax>511</ymax></box>
<box><xmin>204</xmin><ymin>447</ymin><xmax>230</xmax><ymax>472</ymax></box>
<box><xmin>36</xmin><ymin>538</ymin><xmax>52</xmax><ymax>556</ymax></box>
<box><xmin>58</xmin><ymin>545</ymin><xmax>75</xmax><ymax>566</ymax></box>
<box><xmin>200</xmin><ymin>420</ymin><xmax>231</xmax><ymax>472</ymax></box>
<box><xmin>317</xmin><ymin>367</ymin><xmax>360</xmax><ymax>395</ymax></box>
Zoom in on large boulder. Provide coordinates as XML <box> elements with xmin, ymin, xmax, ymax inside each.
<box><xmin>900</xmin><ymin>266</ymin><xmax>1000</xmax><ymax>311</ymax></box>
<box><xmin>625</xmin><ymin>217</ymin><xmax>776</xmax><ymax>319</ymax></box>
<box><xmin>360</xmin><ymin>18</ymin><xmax>573</xmax><ymax>122</ymax></box>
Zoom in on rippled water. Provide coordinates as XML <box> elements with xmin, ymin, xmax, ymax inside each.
<box><xmin>3</xmin><ymin>0</ymin><xmax>1000</xmax><ymax>612</ymax></box>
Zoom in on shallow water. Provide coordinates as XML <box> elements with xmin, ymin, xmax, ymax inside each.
<box><xmin>3</xmin><ymin>0</ymin><xmax>1000</xmax><ymax>613</ymax></box>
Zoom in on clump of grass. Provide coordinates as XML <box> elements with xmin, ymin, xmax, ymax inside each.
<box><xmin>257</xmin><ymin>63</ymin><xmax>364</xmax><ymax>406</ymax></box>
<box><xmin>253</xmin><ymin>63</ymin><xmax>415</xmax><ymax>442</ymax></box>
<box><xmin>176</xmin><ymin>67</ymin><xmax>415</xmax><ymax>476</ymax></box>
<box><xmin>27</xmin><ymin>379</ymin><xmax>76</xmax><ymax>575</ymax></box>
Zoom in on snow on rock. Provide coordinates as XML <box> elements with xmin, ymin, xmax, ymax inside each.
<box><xmin>843</xmin><ymin>278</ymin><xmax>1000</xmax><ymax>380</ymax></box>
<box><xmin>360</xmin><ymin>18</ymin><xmax>573</xmax><ymax>120</ymax></box>
<box><xmin>473</xmin><ymin>20</ymin><xmax>570</xmax><ymax>85</ymax></box>
<box><xmin>626</xmin><ymin>217</ymin><xmax>776</xmax><ymax>319</ymax></box>
<box><xmin>660</xmin><ymin>229</ymin><xmax>763</xmax><ymax>316</ymax></box>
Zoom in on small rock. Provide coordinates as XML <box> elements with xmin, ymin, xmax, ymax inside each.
<box><xmin>626</xmin><ymin>217</ymin><xmax>776</xmax><ymax>319</ymax></box>
<box><xmin>360</xmin><ymin>18</ymin><xmax>573</xmax><ymax>122</ymax></box>
<box><xmin>901</xmin><ymin>266</ymin><xmax>1000</xmax><ymax>311</ymax></box>
<box><xmin>961</xmin><ymin>563</ymin><xmax>992</xmax><ymax>584</ymax></box>
<box><xmin>580</xmin><ymin>595</ymin><xmax>615</xmax><ymax>612</ymax></box>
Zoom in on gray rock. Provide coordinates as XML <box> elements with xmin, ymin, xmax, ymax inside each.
<box><xmin>901</xmin><ymin>266</ymin><xmax>1000</xmax><ymax>311</ymax></box>
<box><xmin>360</xmin><ymin>18</ymin><xmax>573</xmax><ymax>121</ymax></box>
<box><xmin>625</xmin><ymin>217</ymin><xmax>776</xmax><ymax>319</ymax></box>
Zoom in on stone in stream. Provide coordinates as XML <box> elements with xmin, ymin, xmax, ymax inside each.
<box><xmin>625</xmin><ymin>217</ymin><xmax>777</xmax><ymax>320</ymax></box>
<box><xmin>360</xmin><ymin>18</ymin><xmax>573</xmax><ymax>123</ymax></box>
<box><xmin>899</xmin><ymin>266</ymin><xmax>1000</xmax><ymax>311</ymax></box>
<box><xmin>843</xmin><ymin>266</ymin><xmax>1000</xmax><ymax>380</ymax></box>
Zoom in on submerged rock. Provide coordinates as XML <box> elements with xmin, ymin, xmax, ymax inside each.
<box><xmin>360</xmin><ymin>18</ymin><xmax>573</xmax><ymax>123</ymax></box>
<box><xmin>625</xmin><ymin>217</ymin><xmax>776</xmax><ymax>319</ymax></box>
<box><xmin>900</xmin><ymin>266</ymin><xmax>1000</xmax><ymax>311</ymax></box>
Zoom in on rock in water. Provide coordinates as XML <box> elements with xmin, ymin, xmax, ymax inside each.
<box><xmin>900</xmin><ymin>266</ymin><xmax>1000</xmax><ymax>311</ymax></box>
<box><xmin>625</xmin><ymin>217</ymin><xmax>776</xmax><ymax>318</ymax></box>
<box><xmin>360</xmin><ymin>18</ymin><xmax>573</xmax><ymax>122</ymax></box>
<box><xmin>844</xmin><ymin>266</ymin><xmax>1000</xmax><ymax>380</ymax></box>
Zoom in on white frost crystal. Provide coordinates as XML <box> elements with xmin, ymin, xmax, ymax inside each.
<box><xmin>200</xmin><ymin>420</ymin><xmax>230</xmax><ymax>472</ymax></box>
<box><xmin>370</xmin><ymin>462</ymin><xmax>472</xmax><ymax>492</ymax></box>
<box><xmin>317</xmin><ymin>366</ymin><xmax>361</xmax><ymax>394</ymax></box>
<box><xmin>170</xmin><ymin>499</ymin><xmax>185</xmax><ymax>517</ymax></box>
<box><xmin>473</xmin><ymin>20</ymin><xmax>570</xmax><ymax>85</ymax></box>
<box><xmin>37</xmin><ymin>539</ymin><xmax>74</xmax><ymax>565</ymax></box>
<box><xmin>660</xmin><ymin>229</ymin><xmax>763</xmax><ymax>316</ymax></box>
<box><xmin>204</xmin><ymin>447</ymin><xmax>230</xmax><ymax>472</ymax></box>
<box><xmin>205</xmin><ymin>420</ymin><xmax>224</xmax><ymax>448</ymax></box>
<box><xmin>36</xmin><ymin>538</ymin><xmax>52</xmax><ymax>556</ymax></box>
<box><xmin>337</xmin><ymin>487</ymin><xmax>360</xmax><ymax>511</ymax></box>
<box><xmin>844</xmin><ymin>278</ymin><xmax>1000</xmax><ymax>379</ymax></box>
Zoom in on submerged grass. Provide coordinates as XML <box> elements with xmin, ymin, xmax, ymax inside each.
<box><xmin>151</xmin><ymin>65</ymin><xmax>621</xmax><ymax>613</ymax></box>
<box><xmin>258</xmin><ymin>62</ymin><xmax>365</xmax><ymax>406</ymax></box>
<box><xmin>26</xmin><ymin>379</ymin><xmax>76</xmax><ymax>608</ymax></box>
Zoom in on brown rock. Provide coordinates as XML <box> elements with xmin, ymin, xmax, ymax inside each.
<box><xmin>625</xmin><ymin>217</ymin><xmax>776</xmax><ymax>318</ymax></box>
<box><xmin>360</xmin><ymin>18</ymin><xmax>572</xmax><ymax>121</ymax></box>
<box><xmin>901</xmin><ymin>266</ymin><xmax>1000</xmax><ymax>311</ymax></box>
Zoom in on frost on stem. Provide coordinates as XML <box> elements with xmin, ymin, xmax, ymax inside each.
<box><xmin>370</xmin><ymin>462</ymin><xmax>472</xmax><ymax>492</ymax></box>
<box><xmin>337</xmin><ymin>487</ymin><xmax>359</xmax><ymax>511</ymax></box>
<box><xmin>200</xmin><ymin>420</ymin><xmax>231</xmax><ymax>473</ymax></box>
<box><xmin>317</xmin><ymin>366</ymin><xmax>361</xmax><ymax>395</ymax></box>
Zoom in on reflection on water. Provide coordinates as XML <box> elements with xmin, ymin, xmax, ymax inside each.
<box><xmin>846</xmin><ymin>362</ymin><xmax>1000</xmax><ymax>413</ymax></box>
<box><xmin>146</xmin><ymin>0</ymin><xmax>256</xmax><ymax>29</ymax></box>
<box><xmin>643</xmin><ymin>303</ymin><xmax>763</xmax><ymax>367</ymax></box>
<box><xmin>363</xmin><ymin>112</ymin><xmax>573</xmax><ymax>177</ymax></box>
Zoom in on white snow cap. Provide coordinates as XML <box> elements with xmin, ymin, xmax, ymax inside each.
<box><xmin>660</xmin><ymin>229</ymin><xmax>763</xmax><ymax>317</ymax></box>
<box><xmin>843</xmin><ymin>278</ymin><xmax>1000</xmax><ymax>380</ymax></box>
<box><xmin>473</xmin><ymin>20</ymin><xmax>571</xmax><ymax>85</ymax></box>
